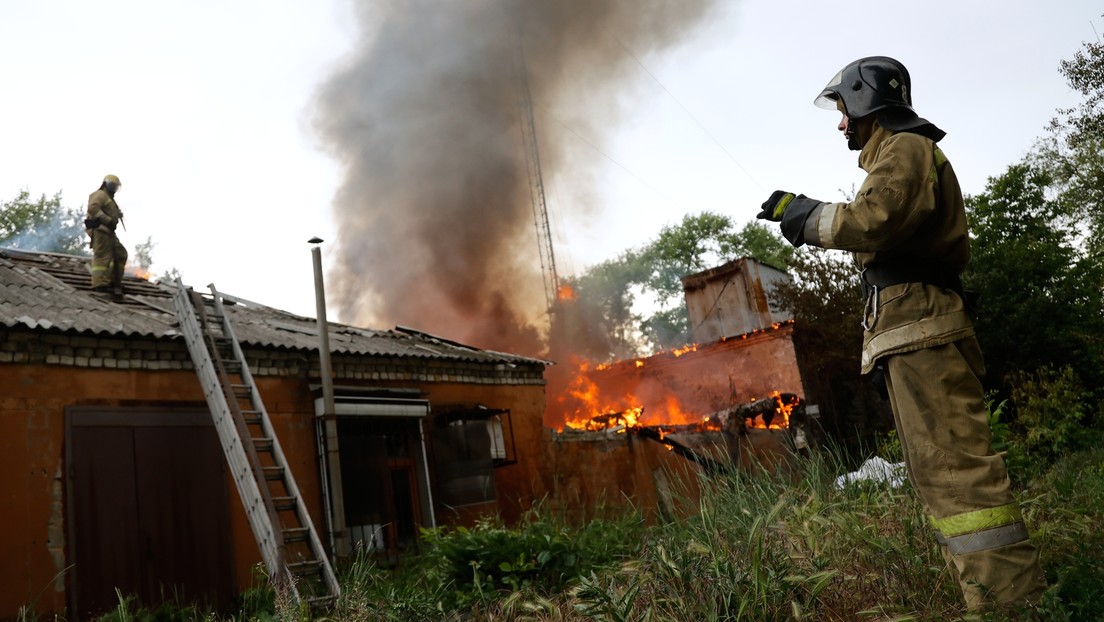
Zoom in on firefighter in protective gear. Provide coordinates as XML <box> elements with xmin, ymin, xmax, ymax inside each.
<box><xmin>758</xmin><ymin>56</ymin><xmax>1047</xmax><ymax>610</ymax></box>
<box><xmin>85</xmin><ymin>174</ymin><xmax>128</xmax><ymax>297</ymax></box>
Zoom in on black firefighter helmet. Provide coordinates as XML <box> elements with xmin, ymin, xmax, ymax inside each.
<box><xmin>815</xmin><ymin>56</ymin><xmax>944</xmax><ymax>142</ymax></box>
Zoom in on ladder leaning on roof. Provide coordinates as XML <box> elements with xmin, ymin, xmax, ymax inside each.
<box><xmin>171</xmin><ymin>281</ymin><xmax>340</xmax><ymax>607</ymax></box>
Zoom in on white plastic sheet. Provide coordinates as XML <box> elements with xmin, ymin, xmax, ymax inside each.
<box><xmin>834</xmin><ymin>455</ymin><xmax>907</xmax><ymax>489</ymax></box>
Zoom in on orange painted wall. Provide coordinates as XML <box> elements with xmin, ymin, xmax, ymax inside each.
<box><xmin>0</xmin><ymin>362</ymin><xmax>549</xmax><ymax>618</ymax></box>
<box><xmin>338</xmin><ymin>380</ymin><xmax>550</xmax><ymax>526</ymax></box>
<box><xmin>543</xmin><ymin>428</ymin><xmax>793</xmax><ymax>523</ymax></box>
<box><xmin>0</xmin><ymin>366</ymin><xmax>214</xmax><ymax>617</ymax></box>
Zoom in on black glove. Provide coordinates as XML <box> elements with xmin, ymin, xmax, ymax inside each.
<box><xmin>757</xmin><ymin>190</ymin><xmax>797</xmax><ymax>222</ymax></box>
<box><xmin>84</xmin><ymin>217</ymin><xmax>101</xmax><ymax>229</ymax></box>
<box><xmin>759</xmin><ymin>190</ymin><xmax>825</xmax><ymax>247</ymax></box>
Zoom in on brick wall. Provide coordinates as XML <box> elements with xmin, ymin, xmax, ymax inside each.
<box><xmin>0</xmin><ymin>328</ymin><xmax>545</xmax><ymax>385</ymax></box>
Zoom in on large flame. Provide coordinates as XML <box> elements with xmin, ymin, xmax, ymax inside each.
<box><xmin>549</xmin><ymin>321</ymin><xmax>799</xmax><ymax>433</ymax></box>
<box><xmin>744</xmin><ymin>391</ymin><xmax>798</xmax><ymax>430</ymax></box>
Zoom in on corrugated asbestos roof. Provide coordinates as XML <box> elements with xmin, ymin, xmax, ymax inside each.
<box><xmin>0</xmin><ymin>248</ymin><xmax>547</xmax><ymax>366</ymax></box>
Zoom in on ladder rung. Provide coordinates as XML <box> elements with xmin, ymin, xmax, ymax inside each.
<box><xmin>304</xmin><ymin>596</ymin><xmax>336</xmax><ymax>609</ymax></box>
<box><xmin>272</xmin><ymin>496</ymin><xmax>297</xmax><ymax>511</ymax></box>
<box><xmin>288</xmin><ymin>560</ymin><xmax>324</xmax><ymax>576</ymax></box>
<box><xmin>253</xmin><ymin>437</ymin><xmax>274</xmax><ymax>451</ymax></box>
<box><xmin>263</xmin><ymin>466</ymin><xmax>285</xmax><ymax>481</ymax></box>
<box><xmin>284</xmin><ymin>527</ymin><xmax>310</xmax><ymax>543</ymax></box>
<box><xmin>241</xmin><ymin>410</ymin><xmax>262</xmax><ymax>424</ymax></box>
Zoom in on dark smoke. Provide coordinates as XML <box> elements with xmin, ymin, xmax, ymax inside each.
<box><xmin>315</xmin><ymin>0</ymin><xmax>720</xmax><ymax>356</ymax></box>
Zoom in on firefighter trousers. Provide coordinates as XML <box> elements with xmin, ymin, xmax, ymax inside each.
<box><xmin>883</xmin><ymin>337</ymin><xmax>1047</xmax><ymax>609</ymax></box>
<box><xmin>90</xmin><ymin>229</ymin><xmax>127</xmax><ymax>290</ymax></box>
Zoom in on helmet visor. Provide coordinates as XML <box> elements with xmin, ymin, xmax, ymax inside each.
<box><xmin>814</xmin><ymin>69</ymin><xmax>843</xmax><ymax>109</ymax></box>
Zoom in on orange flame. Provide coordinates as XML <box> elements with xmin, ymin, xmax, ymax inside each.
<box><xmin>557</xmin><ymin>283</ymin><xmax>577</xmax><ymax>301</ymax></box>
<box><xmin>557</xmin><ymin>355</ymin><xmax>712</xmax><ymax>432</ymax></box>
<box><xmin>551</xmin><ymin>334</ymin><xmax>799</xmax><ymax>434</ymax></box>
<box><xmin>125</xmin><ymin>265</ymin><xmax>151</xmax><ymax>281</ymax></box>
<box><xmin>670</xmin><ymin>343</ymin><xmax>699</xmax><ymax>357</ymax></box>
<box><xmin>745</xmin><ymin>391</ymin><xmax>797</xmax><ymax>430</ymax></box>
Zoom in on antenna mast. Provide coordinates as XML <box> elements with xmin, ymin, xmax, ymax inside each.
<box><xmin>516</xmin><ymin>38</ymin><xmax>560</xmax><ymax>316</ymax></box>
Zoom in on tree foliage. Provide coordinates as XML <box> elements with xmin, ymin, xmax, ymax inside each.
<box><xmin>0</xmin><ymin>189</ymin><xmax>89</xmax><ymax>256</ymax></box>
<box><xmin>964</xmin><ymin>37</ymin><xmax>1104</xmax><ymax>395</ymax></box>
<box><xmin>1037</xmin><ymin>38</ymin><xmax>1104</xmax><ymax>259</ymax></box>
<box><xmin>1051</xmin><ymin>40</ymin><xmax>1104</xmax><ymax>149</ymax></box>
<box><xmin>555</xmin><ymin>214</ymin><xmax>794</xmax><ymax>359</ymax></box>
<box><xmin>768</xmin><ymin>248</ymin><xmax>891</xmax><ymax>456</ymax></box>
<box><xmin>963</xmin><ymin>161</ymin><xmax>1104</xmax><ymax>390</ymax></box>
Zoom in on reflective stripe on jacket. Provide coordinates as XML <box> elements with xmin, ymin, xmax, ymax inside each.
<box><xmin>800</xmin><ymin>125</ymin><xmax>975</xmax><ymax>374</ymax></box>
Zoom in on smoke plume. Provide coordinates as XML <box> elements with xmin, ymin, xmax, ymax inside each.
<box><xmin>315</xmin><ymin>0</ymin><xmax>720</xmax><ymax>355</ymax></box>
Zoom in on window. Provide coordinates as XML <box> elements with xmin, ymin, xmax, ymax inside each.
<box><xmin>429</xmin><ymin>406</ymin><xmax>516</xmax><ymax>508</ymax></box>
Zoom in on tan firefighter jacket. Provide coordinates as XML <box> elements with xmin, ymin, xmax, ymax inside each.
<box><xmin>86</xmin><ymin>189</ymin><xmax>123</xmax><ymax>236</ymax></box>
<box><xmin>798</xmin><ymin>125</ymin><xmax>975</xmax><ymax>374</ymax></box>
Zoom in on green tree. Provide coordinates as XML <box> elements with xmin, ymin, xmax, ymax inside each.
<box><xmin>768</xmin><ymin>247</ymin><xmax>891</xmax><ymax>457</ymax></box>
<box><xmin>1051</xmin><ymin>40</ymin><xmax>1104</xmax><ymax>149</ymax></box>
<box><xmin>554</xmin><ymin>254</ymin><xmax>650</xmax><ymax>361</ymax></box>
<box><xmin>1037</xmin><ymin>39</ymin><xmax>1104</xmax><ymax>259</ymax></box>
<box><xmin>963</xmin><ymin>37</ymin><xmax>1104</xmax><ymax>394</ymax></box>
<box><xmin>0</xmin><ymin>189</ymin><xmax>89</xmax><ymax>256</ymax></box>
<box><xmin>963</xmin><ymin>161</ymin><xmax>1104</xmax><ymax>391</ymax></box>
<box><xmin>638</xmin><ymin>214</ymin><xmax>795</xmax><ymax>349</ymax></box>
<box><xmin>556</xmin><ymin>213</ymin><xmax>794</xmax><ymax>359</ymax></box>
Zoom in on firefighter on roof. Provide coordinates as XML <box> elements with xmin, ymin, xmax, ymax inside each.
<box><xmin>85</xmin><ymin>174</ymin><xmax>128</xmax><ymax>297</ymax></box>
<box><xmin>757</xmin><ymin>56</ymin><xmax>1047</xmax><ymax>610</ymax></box>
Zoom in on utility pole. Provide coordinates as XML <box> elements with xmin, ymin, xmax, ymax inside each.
<box><xmin>309</xmin><ymin>236</ymin><xmax>349</xmax><ymax>558</ymax></box>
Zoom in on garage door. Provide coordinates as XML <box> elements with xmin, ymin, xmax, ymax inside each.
<box><xmin>66</xmin><ymin>407</ymin><xmax>235</xmax><ymax>619</ymax></box>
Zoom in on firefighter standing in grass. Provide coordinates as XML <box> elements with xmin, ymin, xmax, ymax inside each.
<box><xmin>757</xmin><ymin>57</ymin><xmax>1047</xmax><ymax>610</ymax></box>
<box><xmin>85</xmin><ymin>174</ymin><xmax>128</xmax><ymax>297</ymax></box>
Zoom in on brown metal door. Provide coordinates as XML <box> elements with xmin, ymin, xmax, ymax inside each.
<box><xmin>69</xmin><ymin>425</ymin><xmax>143</xmax><ymax>617</ymax></box>
<box><xmin>133</xmin><ymin>425</ymin><xmax>234</xmax><ymax>610</ymax></box>
<box><xmin>68</xmin><ymin>408</ymin><xmax>235</xmax><ymax>619</ymax></box>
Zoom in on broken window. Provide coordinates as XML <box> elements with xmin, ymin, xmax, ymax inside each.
<box><xmin>430</xmin><ymin>406</ymin><xmax>516</xmax><ymax>508</ymax></box>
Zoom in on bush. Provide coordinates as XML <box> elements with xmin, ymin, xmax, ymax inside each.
<box><xmin>420</xmin><ymin>509</ymin><xmax>644</xmax><ymax>609</ymax></box>
<box><xmin>1005</xmin><ymin>366</ymin><xmax>1101</xmax><ymax>478</ymax></box>
<box><xmin>1023</xmin><ymin>450</ymin><xmax>1104</xmax><ymax>621</ymax></box>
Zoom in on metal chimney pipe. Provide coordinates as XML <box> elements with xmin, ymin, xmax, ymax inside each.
<box><xmin>310</xmin><ymin>237</ymin><xmax>350</xmax><ymax>557</ymax></box>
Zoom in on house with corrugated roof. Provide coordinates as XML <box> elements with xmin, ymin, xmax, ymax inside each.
<box><xmin>0</xmin><ymin>248</ymin><xmax>550</xmax><ymax>620</ymax></box>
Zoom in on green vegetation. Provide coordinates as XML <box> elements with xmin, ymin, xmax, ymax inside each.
<box><xmin>0</xmin><ymin>187</ymin><xmax>164</xmax><ymax>276</ymax></box>
<box><xmin>0</xmin><ymin>189</ymin><xmax>89</xmax><ymax>256</ymax></box>
<box><xmin>81</xmin><ymin>437</ymin><xmax>1104</xmax><ymax>622</ymax></box>
<box><xmin>558</xmin><ymin>215</ymin><xmax>794</xmax><ymax>358</ymax></box>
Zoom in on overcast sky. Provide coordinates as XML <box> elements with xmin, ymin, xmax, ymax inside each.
<box><xmin>1</xmin><ymin>0</ymin><xmax>1099</xmax><ymax>325</ymax></box>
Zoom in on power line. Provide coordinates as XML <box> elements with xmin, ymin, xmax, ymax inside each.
<box><xmin>536</xmin><ymin>104</ymin><xmax>682</xmax><ymax>208</ymax></box>
<box><xmin>612</xmin><ymin>36</ymin><xmax>767</xmax><ymax>194</ymax></box>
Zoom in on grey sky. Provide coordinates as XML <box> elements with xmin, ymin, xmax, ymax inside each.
<box><xmin>0</xmin><ymin>0</ymin><xmax>1098</xmax><ymax>324</ymax></box>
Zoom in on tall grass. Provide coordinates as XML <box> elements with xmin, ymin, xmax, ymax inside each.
<box><xmin>567</xmin><ymin>449</ymin><xmax>961</xmax><ymax>621</ymax></box>
<box><xmin>87</xmin><ymin>446</ymin><xmax>1104</xmax><ymax>622</ymax></box>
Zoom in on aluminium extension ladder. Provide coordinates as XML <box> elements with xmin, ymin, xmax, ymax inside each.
<box><xmin>172</xmin><ymin>282</ymin><xmax>340</xmax><ymax>607</ymax></box>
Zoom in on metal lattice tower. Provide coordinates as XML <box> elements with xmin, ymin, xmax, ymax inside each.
<box><xmin>516</xmin><ymin>42</ymin><xmax>560</xmax><ymax>316</ymax></box>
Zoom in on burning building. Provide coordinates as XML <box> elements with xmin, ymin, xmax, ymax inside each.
<box><xmin>0</xmin><ymin>249</ymin><xmax>552</xmax><ymax>619</ymax></box>
<box><xmin>543</xmin><ymin>258</ymin><xmax>813</xmax><ymax>516</ymax></box>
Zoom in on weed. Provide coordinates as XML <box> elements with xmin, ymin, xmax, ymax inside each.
<box><xmin>62</xmin><ymin>443</ymin><xmax>1103</xmax><ymax>621</ymax></box>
